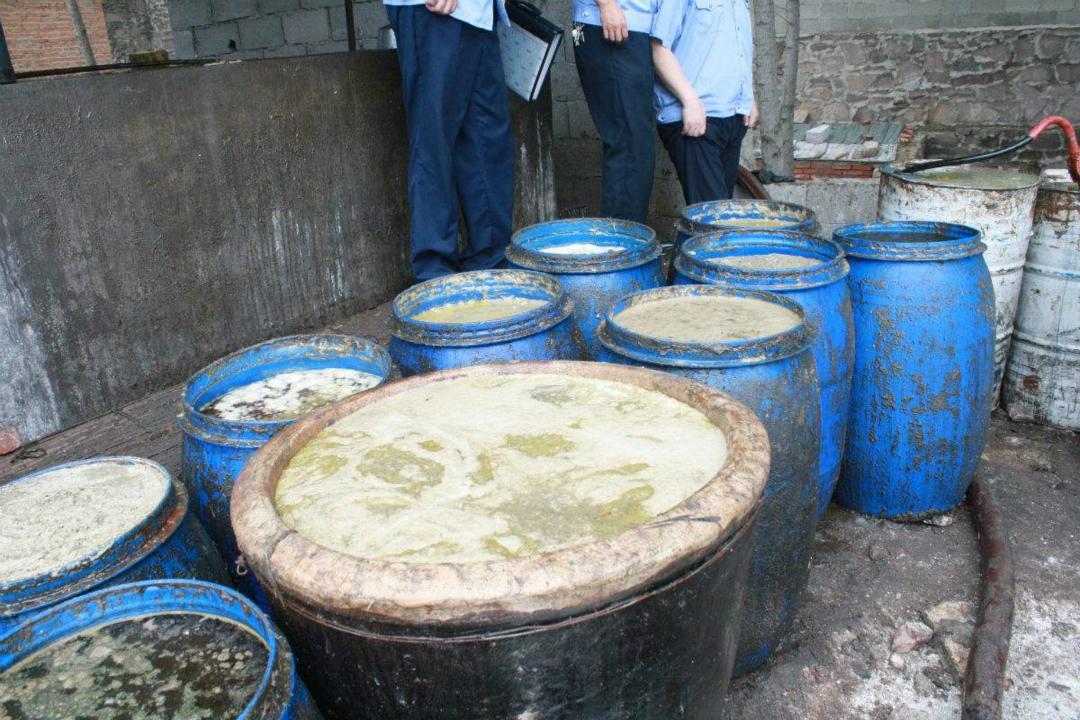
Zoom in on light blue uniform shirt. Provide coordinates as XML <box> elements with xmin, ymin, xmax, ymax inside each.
<box><xmin>383</xmin><ymin>0</ymin><xmax>508</xmax><ymax>32</ymax></box>
<box><xmin>574</xmin><ymin>0</ymin><xmax>657</xmax><ymax>36</ymax></box>
<box><xmin>651</xmin><ymin>0</ymin><xmax>754</xmax><ymax>123</ymax></box>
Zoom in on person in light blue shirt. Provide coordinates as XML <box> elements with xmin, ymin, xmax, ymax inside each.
<box><xmin>384</xmin><ymin>0</ymin><xmax>515</xmax><ymax>280</ymax></box>
<box><xmin>651</xmin><ymin>0</ymin><xmax>758</xmax><ymax>204</ymax></box>
<box><xmin>572</xmin><ymin>0</ymin><xmax>659</xmax><ymax>223</ymax></box>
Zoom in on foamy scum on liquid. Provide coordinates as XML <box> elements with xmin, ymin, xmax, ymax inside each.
<box><xmin>0</xmin><ymin>460</ymin><xmax>170</xmax><ymax>585</ymax></box>
<box><xmin>200</xmin><ymin>368</ymin><xmax>384</xmax><ymax>422</ymax></box>
<box><xmin>714</xmin><ymin>252</ymin><xmax>822</xmax><ymax>270</ymax></box>
<box><xmin>274</xmin><ymin>374</ymin><xmax>728</xmax><ymax>563</ymax></box>
<box><xmin>613</xmin><ymin>294</ymin><xmax>800</xmax><ymax>343</ymax></box>
<box><xmin>0</xmin><ymin>613</ymin><xmax>268</xmax><ymax>718</ymax></box>
<box><xmin>540</xmin><ymin>242</ymin><xmax>626</xmax><ymax>255</ymax></box>
<box><xmin>411</xmin><ymin>297</ymin><xmax>548</xmax><ymax>324</ymax></box>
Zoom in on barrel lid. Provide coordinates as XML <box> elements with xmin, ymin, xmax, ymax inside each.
<box><xmin>675</xmin><ymin>229</ymin><xmax>849</xmax><ymax>290</ymax></box>
<box><xmin>507</xmin><ymin>218</ymin><xmax>661</xmax><ymax>274</ymax></box>
<box><xmin>833</xmin><ymin>221</ymin><xmax>986</xmax><ymax>261</ymax></box>
<box><xmin>0</xmin><ymin>580</ymin><xmax>292</xmax><ymax>719</ymax></box>
<box><xmin>0</xmin><ymin>457</ymin><xmax>184</xmax><ymax>616</ymax></box>
<box><xmin>882</xmin><ymin>163</ymin><xmax>1039</xmax><ymax>191</ymax></box>
<box><xmin>390</xmin><ymin>270</ymin><xmax>574</xmax><ymax>347</ymax></box>
<box><xmin>597</xmin><ymin>285</ymin><xmax>813</xmax><ymax>369</ymax></box>
<box><xmin>680</xmin><ymin>199</ymin><xmax>820</xmax><ymax>236</ymax></box>
<box><xmin>231</xmin><ymin>361</ymin><xmax>768</xmax><ymax>629</ymax></box>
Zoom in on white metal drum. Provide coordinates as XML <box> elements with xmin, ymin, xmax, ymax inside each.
<box><xmin>1003</xmin><ymin>180</ymin><xmax>1080</xmax><ymax>430</ymax></box>
<box><xmin>878</xmin><ymin>164</ymin><xmax>1039</xmax><ymax>402</ymax></box>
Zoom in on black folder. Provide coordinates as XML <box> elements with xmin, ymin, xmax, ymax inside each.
<box><xmin>498</xmin><ymin>0</ymin><xmax>564</xmax><ymax>102</ymax></box>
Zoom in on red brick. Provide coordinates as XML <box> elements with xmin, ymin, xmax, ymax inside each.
<box><xmin>0</xmin><ymin>0</ymin><xmax>112</xmax><ymax>72</ymax></box>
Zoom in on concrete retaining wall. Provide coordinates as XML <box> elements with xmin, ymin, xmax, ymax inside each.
<box><xmin>0</xmin><ymin>51</ymin><xmax>555</xmax><ymax>447</ymax></box>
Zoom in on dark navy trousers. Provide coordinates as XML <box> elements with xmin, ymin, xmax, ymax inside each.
<box><xmin>574</xmin><ymin>26</ymin><xmax>655</xmax><ymax>224</ymax></box>
<box><xmin>658</xmin><ymin>114</ymin><xmax>747</xmax><ymax>205</ymax></box>
<box><xmin>388</xmin><ymin>6</ymin><xmax>515</xmax><ymax>281</ymax></box>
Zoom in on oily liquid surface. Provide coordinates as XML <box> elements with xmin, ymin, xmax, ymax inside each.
<box><xmin>614</xmin><ymin>294</ymin><xmax>800</xmax><ymax>342</ymax></box>
<box><xmin>540</xmin><ymin>242</ymin><xmax>625</xmax><ymax>255</ymax></box>
<box><xmin>274</xmin><ymin>374</ymin><xmax>728</xmax><ymax>563</ymax></box>
<box><xmin>411</xmin><ymin>297</ymin><xmax>548</xmax><ymax>324</ymax></box>
<box><xmin>200</xmin><ymin>368</ymin><xmax>383</xmax><ymax>422</ymax></box>
<box><xmin>714</xmin><ymin>252</ymin><xmax>822</xmax><ymax>270</ymax></box>
<box><xmin>0</xmin><ymin>461</ymin><xmax>169</xmax><ymax>585</ymax></box>
<box><xmin>901</xmin><ymin>166</ymin><xmax>1037</xmax><ymax>190</ymax></box>
<box><xmin>0</xmin><ymin>613</ymin><xmax>268</xmax><ymax>719</ymax></box>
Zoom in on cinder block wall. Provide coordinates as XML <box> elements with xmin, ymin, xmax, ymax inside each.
<box><xmin>169</xmin><ymin>0</ymin><xmax>387</xmax><ymax>58</ymax></box>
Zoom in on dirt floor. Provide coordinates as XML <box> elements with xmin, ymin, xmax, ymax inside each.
<box><xmin>2</xmin><ymin>302</ymin><xmax>1077</xmax><ymax>719</ymax></box>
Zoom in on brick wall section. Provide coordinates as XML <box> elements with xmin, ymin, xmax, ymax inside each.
<box><xmin>0</xmin><ymin>0</ymin><xmax>112</xmax><ymax>71</ymax></box>
<box><xmin>168</xmin><ymin>0</ymin><xmax>387</xmax><ymax>59</ymax></box>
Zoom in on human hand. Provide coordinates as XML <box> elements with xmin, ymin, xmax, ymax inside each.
<box><xmin>597</xmin><ymin>0</ymin><xmax>628</xmax><ymax>43</ymax></box>
<box><xmin>682</xmin><ymin>98</ymin><xmax>707</xmax><ymax>137</ymax></box>
<box><xmin>745</xmin><ymin>101</ymin><xmax>759</xmax><ymax>129</ymax></box>
<box><xmin>426</xmin><ymin>0</ymin><xmax>458</xmax><ymax>15</ymax></box>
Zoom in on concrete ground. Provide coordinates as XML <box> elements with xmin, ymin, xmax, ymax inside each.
<box><xmin>2</xmin><ymin>303</ymin><xmax>1076</xmax><ymax>719</ymax></box>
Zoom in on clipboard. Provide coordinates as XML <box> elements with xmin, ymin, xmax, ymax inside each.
<box><xmin>498</xmin><ymin>0</ymin><xmax>563</xmax><ymax>102</ymax></box>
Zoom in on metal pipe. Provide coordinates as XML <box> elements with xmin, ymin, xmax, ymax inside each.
<box><xmin>962</xmin><ymin>476</ymin><xmax>1016</xmax><ymax>720</ymax></box>
<box><xmin>0</xmin><ymin>19</ymin><xmax>15</xmax><ymax>84</ymax></box>
<box><xmin>344</xmin><ymin>0</ymin><xmax>357</xmax><ymax>51</ymax></box>
<box><xmin>63</xmin><ymin>0</ymin><xmax>97</xmax><ymax>65</ymax></box>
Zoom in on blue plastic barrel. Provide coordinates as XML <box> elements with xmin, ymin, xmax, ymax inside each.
<box><xmin>0</xmin><ymin>580</ymin><xmax>321</xmax><ymax>718</ymax></box>
<box><xmin>596</xmin><ymin>285</ymin><xmax>820</xmax><ymax>676</ymax></box>
<box><xmin>179</xmin><ymin>334</ymin><xmax>392</xmax><ymax>607</ymax></box>
<box><xmin>674</xmin><ymin>230</ymin><xmax>854</xmax><ymax>520</ymax></box>
<box><xmin>832</xmin><ymin>221</ymin><xmax>995</xmax><ymax>518</ymax></box>
<box><xmin>389</xmin><ymin>269</ymin><xmax>587</xmax><ymax>375</ymax></box>
<box><xmin>674</xmin><ymin>198</ymin><xmax>821</xmax><ymax>261</ymax></box>
<box><xmin>0</xmin><ymin>457</ymin><xmax>228</xmax><ymax>635</ymax></box>
<box><xmin>505</xmin><ymin>218</ymin><xmax>663</xmax><ymax>358</ymax></box>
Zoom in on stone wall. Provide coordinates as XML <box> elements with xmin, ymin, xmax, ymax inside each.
<box><xmin>796</xmin><ymin>25</ymin><xmax>1080</xmax><ymax>171</ymax></box>
<box><xmin>168</xmin><ymin>0</ymin><xmax>387</xmax><ymax>59</ymax></box>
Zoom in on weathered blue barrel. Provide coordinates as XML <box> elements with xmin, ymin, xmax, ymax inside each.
<box><xmin>832</xmin><ymin>221</ymin><xmax>995</xmax><ymax>518</ymax></box>
<box><xmin>389</xmin><ymin>269</ymin><xmax>587</xmax><ymax>375</ymax></box>
<box><xmin>674</xmin><ymin>230</ymin><xmax>854</xmax><ymax>519</ymax></box>
<box><xmin>179</xmin><ymin>334</ymin><xmax>392</xmax><ymax>607</ymax></box>
<box><xmin>506</xmin><ymin>218</ymin><xmax>664</xmax><ymax>359</ymax></box>
<box><xmin>0</xmin><ymin>580</ymin><xmax>321</xmax><ymax>718</ymax></box>
<box><xmin>674</xmin><ymin>198</ymin><xmax>821</xmax><ymax>260</ymax></box>
<box><xmin>596</xmin><ymin>285</ymin><xmax>820</xmax><ymax>676</ymax></box>
<box><xmin>0</xmin><ymin>456</ymin><xmax>228</xmax><ymax>635</ymax></box>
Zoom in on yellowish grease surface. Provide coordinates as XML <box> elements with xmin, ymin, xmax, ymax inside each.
<box><xmin>412</xmin><ymin>297</ymin><xmax>548</xmax><ymax>324</ymax></box>
<box><xmin>274</xmin><ymin>374</ymin><xmax>728</xmax><ymax>563</ymax></box>
<box><xmin>200</xmin><ymin>368</ymin><xmax>383</xmax><ymax>422</ymax></box>
<box><xmin>0</xmin><ymin>461</ymin><xmax>170</xmax><ymax>584</ymax></box>
<box><xmin>614</xmin><ymin>294</ymin><xmax>800</xmax><ymax>342</ymax></box>
<box><xmin>715</xmin><ymin>252</ymin><xmax>821</xmax><ymax>270</ymax></box>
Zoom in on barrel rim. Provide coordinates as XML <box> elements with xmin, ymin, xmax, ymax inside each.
<box><xmin>0</xmin><ymin>457</ymin><xmax>186</xmax><ymax>617</ymax></box>
<box><xmin>390</xmin><ymin>269</ymin><xmax>576</xmax><ymax>347</ymax></box>
<box><xmin>832</xmin><ymin>220</ymin><xmax>987</xmax><ymax>261</ymax></box>
<box><xmin>506</xmin><ymin>218</ymin><xmax>661</xmax><ymax>275</ymax></box>
<box><xmin>881</xmin><ymin>163</ymin><xmax>1041</xmax><ymax>191</ymax></box>
<box><xmin>0</xmin><ymin>579</ymin><xmax>292</xmax><ymax>719</ymax></box>
<box><xmin>179</xmin><ymin>333</ymin><xmax>393</xmax><ymax>446</ymax></box>
<box><xmin>674</xmin><ymin>229</ymin><xmax>849</xmax><ymax>290</ymax></box>
<box><xmin>596</xmin><ymin>285</ymin><xmax>814</xmax><ymax>368</ymax></box>
<box><xmin>1038</xmin><ymin>180</ymin><xmax>1080</xmax><ymax>197</ymax></box>
<box><xmin>230</xmin><ymin>361</ymin><xmax>769</xmax><ymax>627</ymax></box>
<box><xmin>679</xmin><ymin>198</ymin><xmax>820</xmax><ymax>236</ymax></box>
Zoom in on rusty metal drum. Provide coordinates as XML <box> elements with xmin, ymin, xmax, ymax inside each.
<box><xmin>231</xmin><ymin>362</ymin><xmax>768</xmax><ymax>720</ymax></box>
<box><xmin>878</xmin><ymin>164</ymin><xmax>1039</xmax><ymax>401</ymax></box>
<box><xmin>1003</xmin><ymin>180</ymin><xmax>1080</xmax><ymax>429</ymax></box>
